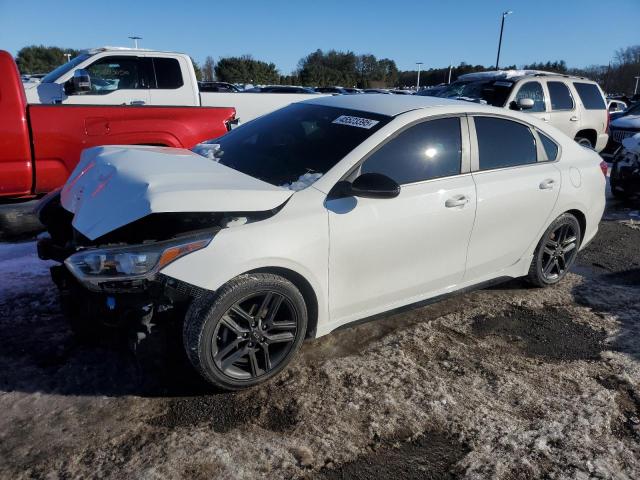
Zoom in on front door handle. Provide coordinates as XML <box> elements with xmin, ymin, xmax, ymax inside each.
<box><xmin>129</xmin><ymin>100</ymin><xmax>146</xmax><ymax>106</ymax></box>
<box><xmin>539</xmin><ymin>179</ymin><xmax>556</xmax><ymax>190</ymax></box>
<box><xmin>569</xmin><ymin>116</ymin><xmax>578</xmax><ymax>122</ymax></box>
<box><xmin>445</xmin><ymin>195</ymin><xmax>470</xmax><ymax>208</ymax></box>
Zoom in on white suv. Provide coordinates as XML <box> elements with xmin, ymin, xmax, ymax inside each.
<box><xmin>436</xmin><ymin>70</ymin><xmax>609</xmax><ymax>151</ymax></box>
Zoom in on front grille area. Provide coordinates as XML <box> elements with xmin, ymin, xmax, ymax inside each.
<box><xmin>611</xmin><ymin>129</ymin><xmax>638</xmax><ymax>143</ymax></box>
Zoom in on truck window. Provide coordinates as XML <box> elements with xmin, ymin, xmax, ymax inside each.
<box><xmin>152</xmin><ymin>58</ymin><xmax>184</xmax><ymax>89</ymax></box>
<box><xmin>572</xmin><ymin>82</ymin><xmax>606</xmax><ymax>110</ymax></box>
<box><xmin>85</xmin><ymin>56</ymin><xmax>149</xmax><ymax>93</ymax></box>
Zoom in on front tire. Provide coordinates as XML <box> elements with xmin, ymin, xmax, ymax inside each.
<box><xmin>527</xmin><ymin>213</ymin><xmax>581</xmax><ymax>288</ymax></box>
<box><xmin>183</xmin><ymin>273</ymin><xmax>307</xmax><ymax>390</ymax></box>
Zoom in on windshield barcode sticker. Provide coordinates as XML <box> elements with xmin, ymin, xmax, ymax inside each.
<box><xmin>333</xmin><ymin>115</ymin><xmax>379</xmax><ymax>129</ymax></box>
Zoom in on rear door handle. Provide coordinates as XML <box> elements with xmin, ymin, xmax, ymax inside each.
<box><xmin>129</xmin><ymin>100</ymin><xmax>146</xmax><ymax>106</ymax></box>
<box><xmin>539</xmin><ymin>179</ymin><xmax>555</xmax><ymax>190</ymax></box>
<box><xmin>445</xmin><ymin>195</ymin><xmax>470</xmax><ymax>208</ymax></box>
<box><xmin>569</xmin><ymin>116</ymin><xmax>578</xmax><ymax>122</ymax></box>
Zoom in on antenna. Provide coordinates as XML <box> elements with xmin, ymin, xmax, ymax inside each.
<box><xmin>128</xmin><ymin>36</ymin><xmax>142</xmax><ymax>49</ymax></box>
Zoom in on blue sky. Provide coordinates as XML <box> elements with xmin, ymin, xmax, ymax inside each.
<box><xmin>1</xmin><ymin>0</ymin><xmax>638</xmax><ymax>73</ymax></box>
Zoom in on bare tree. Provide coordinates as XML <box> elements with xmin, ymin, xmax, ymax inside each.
<box><xmin>202</xmin><ymin>56</ymin><xmax>215</xmax><ymax>82</ymax></box>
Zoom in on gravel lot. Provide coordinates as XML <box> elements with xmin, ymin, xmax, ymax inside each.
<box><xmin>1</xmin><ymin>202</ymin><xmax>639</xmax><ymax>479</ymax></box>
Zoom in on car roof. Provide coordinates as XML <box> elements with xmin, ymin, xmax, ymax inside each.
<box><xmin>458</xmin><ymin>69</ymin><xmax>594</xmax><ymax>83</ymax></box>
<box><xmin>303</xmin><ymin>93</ymin><xmax>482</xmax><ymax>117</ymax></box>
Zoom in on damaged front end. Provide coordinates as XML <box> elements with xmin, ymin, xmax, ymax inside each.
<box><xmin>36</xmin><ymin>190</ymin><xmax>275</xmax><ymax>344</ymax></box>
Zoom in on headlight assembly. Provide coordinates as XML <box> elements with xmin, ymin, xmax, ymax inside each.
<box><xmin>64</xmin><ymin>233</ymin><xmax>212</xmax><ymax>288</ymax></box>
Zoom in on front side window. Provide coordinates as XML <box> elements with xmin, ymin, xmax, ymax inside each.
<box><xmin>361</xmin><ymin>117</ymin><xmax>462</xmax><ymax>185</ymax></box>
<box><xmin>153</xmin><ymin>58</ymin><xmax>183</xmax><ymax>89</ymax></box>
<box><xmin>515</xmin><ymin>81</ymin><xmax>546</xmax><ymax>112</ymax></box>
<box><xmin>573</xmin><ymin>82</ymin><xmax>606</xmax><ymax>110</ymax></box>
<box><xmin>85</xmin><ymin>56</ymin><xmax>147</xmax><ymax>93</ymax></box>
<box><xmin>547</xmin><ymin>81</ymin><xmax>574</xmax><ymax>110</ymax></box>
<box><xmin>192</xmin><ymin>104</ymin><xmax>390</xmax><ymax>188</ymax></box>
<box><xmin>475</xmin><ymin>117</ymin><xmax>537</xmax><ymax>170</ymax></box>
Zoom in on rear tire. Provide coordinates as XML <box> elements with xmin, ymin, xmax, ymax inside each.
<box><xmin>183</xmin><ymin>273</ymin><xmax>307</xmax><ymax>390</ymax></box>
<box><xmin>575</xmin><ymin>137</ymin><xmax>594</xmax><ymax>149</ymax></box>
<box><xmin>526</xmin><ymin>213</ymin><xmax>581</xmax><ymax>288</ymax></box>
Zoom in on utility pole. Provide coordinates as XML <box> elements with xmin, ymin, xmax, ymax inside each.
<box><xmin>495</xmin><ymin>10</ymin><xmax>513</xmax><ymax>70</ymax></box>
<box><xmin>635</xmin><ymin>76</ymin><xmax>640</xmax><ymax>95</ymax></box>
<box><xmin>447</xmin><ymin>65</ymin><xmax>452</xmax><ymax>84</ymax></box>
<box><xmin>416</xmin><ymin>62</ymin><xmax>423</xmax><ymax>90</ymax></box>
<box><xmin>128</xmin><ymin>36</ymin><xmax>142</xmax><ymax>49</ymax></box>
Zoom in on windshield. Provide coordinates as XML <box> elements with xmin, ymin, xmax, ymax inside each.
<box><xmin>192</xmin><ymin>103</ymin><xmax>391</xmax><ymax>189</ymax></box>
<box><xmin>42</xmin><ymin>53</ymin><xmax>93</xmax><ymax>83</ymax></box>
<box><xmin>436</xmin><ymin>80</ymin><xmax>513</xmax><ymax>107</ymax></box>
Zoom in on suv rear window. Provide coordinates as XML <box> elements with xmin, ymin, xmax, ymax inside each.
<box><xmin>572</xmin><ymin>82</ymin><xmax>605</xmax><ymax>110</ymax></box>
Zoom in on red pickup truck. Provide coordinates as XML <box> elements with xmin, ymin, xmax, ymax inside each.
<box><xmin>0</xmin><ymin>50</ymin><xmax>235</xmax><ymax>236</ymax></box>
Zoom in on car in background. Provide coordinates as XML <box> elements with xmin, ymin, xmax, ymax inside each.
<box><xmin>390</xmin><ymin>89</ymin><xmax>414</xmax><ymax>95</ymax></box>
<box><xmin>38</xmin><ymin>94</ymin><xmax>605</xmax><ymax>390</ymax></box>
<box><xmin>608</xmin><ymin>99</ymin><xmax>627</xmax><ymax>115</ymax></box>
<box><xmin>199</xmin><ymin>81</ymin><xmax>241</xmax><ymax>92</ymax></box>
<box><xmin>247</xmin><ymin>85</ymin><xmax>318</xmax><ymax>94</ymax></box>
<box><xmin>315</xmin><ymin>86</ymin><xmax>349</xmax><ymax>94</ymax></box>
<box><xmin>342</xmin><ymin>87</ymin><xmax>363</xmax><ymax>94</ymax></box>
<box><xmin>435</xmin><ymin>70</ymin><xmax>609</xmax><ymax>151</ymax></box>
<box><xmin>610</xmin><ymin>133</ymin><xmax>640</xmax><ymax>199</ymax></box>
<box><xmin>605</xmin><ymin>102</ymin><xmax>640</xmax><ymax>156</ymax></box>
<box><xmin>416</xmin><ymin>85</ymin><xmax>448</xmax><ymax>97</ymax></box>
<box><xmin>363</xmin><ymin>88</ymin><xmax>391</xmax><ymax>94</ymax></box>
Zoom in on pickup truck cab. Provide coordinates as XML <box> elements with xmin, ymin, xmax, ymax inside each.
<box><xmin>0</xmin><ymin>49</ymin><xmax>235</xmax><ymax>236</ymax></box>
<box><xmin>24</xmin><ymin>47</ymin><xmax>324</xmax><ymax>124</ymax></box>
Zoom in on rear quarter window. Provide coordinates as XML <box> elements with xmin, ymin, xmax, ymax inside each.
<box><xmin>572</xmin><ymin>82</ymin><xmax>606</xmax><ymax>110</ymax></box>
<box><xmin>153</xmin><ymin>58</ymin><xmax>184</xmax><ymax>89</ymax></box>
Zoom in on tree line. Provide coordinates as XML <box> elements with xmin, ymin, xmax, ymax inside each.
<box><xmin>14</xmin><ymin>44</ymin><xmax>640</xmax><ymax>95</ymax></box>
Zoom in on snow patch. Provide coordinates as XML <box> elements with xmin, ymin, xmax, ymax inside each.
<box><xmin>281</xmin><ymin>172</ymin><xmax>323</xmax><ymax>191</ymax></box>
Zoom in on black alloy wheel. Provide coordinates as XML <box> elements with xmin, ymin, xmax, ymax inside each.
<box><xmin>213</xmin><ymin>291</ymin><xmax>298</xmax><ymax>380</ymax></box>
<box><xmin>527</xmin><ymin>213</ymin><xmax>581</xmax><ymax>287</ymax></box>
<box><xmin>184</xmin><ymin>273</ymin><xmax>307</xmax><ymax>390</ymax></box>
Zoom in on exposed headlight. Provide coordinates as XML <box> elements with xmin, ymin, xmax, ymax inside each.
<box><xmin>65</xmin><ymin>233</ymin><xmax>212</xmax><ymax>288</ymax></box>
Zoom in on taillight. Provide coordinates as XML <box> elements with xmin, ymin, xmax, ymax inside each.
<box><xmin>225</xmin><ymin>117</ymin><xmax>240</xmax><ymax>131</ymax></box>
<box><xmin>599</xmin><ymin>160</ymin><xmax>608</xmax><ymax>176</ymax></box>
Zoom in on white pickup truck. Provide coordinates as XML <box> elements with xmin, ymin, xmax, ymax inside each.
<box><xmin>24</xmin><ymin>47</ymin><xmax>323</xmax><ymax>123</ymax></box>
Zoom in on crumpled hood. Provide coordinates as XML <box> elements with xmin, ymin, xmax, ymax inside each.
<box><xmin>61</xmin><ymin>145</ymin><xmax>293</xmax><ymax>240</ymax></box>
<box><xmin>611</xmin><ymin>114</ymin><xmax>640</xmax><ymax>129</ymax></box>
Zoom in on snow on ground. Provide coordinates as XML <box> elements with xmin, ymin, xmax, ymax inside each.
<box><xmin>0</xmin><ymin>207</ymin><xmax>639</xmax><ymax>479</ymax></box>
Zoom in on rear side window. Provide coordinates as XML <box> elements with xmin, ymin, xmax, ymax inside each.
<box><xmin>573</xmin><ymin>82</ymin><xmax>605</xmax><ymax>110</ymax></box>
<box><xmin>538</xmin><ymin>132</ymin><xmax>559</xmax><ymax>161</ymax></box>
<box><xmin>547</xmin><ymin>81</ymin><xmax>574</xmax><ymax>110</ymax></box>
<box><xmin>153</xmin><ymin>58</ymin><xmax>184</xmax><ymax>89</ymax></box>
<box><xmin>361</xmin><ymin>117</ymin><xmax>462</xmax><ymax>184</ymax></box>
<box><xmin>475</xmin><ymin>117</ymin><xmax>537</xmax><ymax>170</ymax></box>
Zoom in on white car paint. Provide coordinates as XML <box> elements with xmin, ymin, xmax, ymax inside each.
<box><xmin>61</xmin><ymin>95</ymin><xmax>606</xmax><ymax>338</ymax></box>
<box><xmin>23</xmin><ymin>47</ymin><xmax>326</xmax><ymax>124</ymax></box>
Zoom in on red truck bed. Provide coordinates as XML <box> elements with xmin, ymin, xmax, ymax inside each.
<box><xmin>0</xmin><ymin>50</ymin><xmax>235</xmax><ymax>200</ymax></box>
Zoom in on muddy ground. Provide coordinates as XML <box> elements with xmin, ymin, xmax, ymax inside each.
<box><xmin>1</xmin><ymin>203</ymin><xmax>639</xmax><ymax>479</ymax></box>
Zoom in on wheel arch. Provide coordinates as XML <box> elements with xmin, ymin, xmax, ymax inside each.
<box><xmin>245</xmin><ymin>266</ymin><xmax>319</xmax><ymax>339</ymax></box>
<box><xmin>565</xmin><ymin>208</ymin><xmax>587</xmax><ymax>245</ymax></box>
<box><xmin>574</xmin><ymin>129</ymin><xmax>597</xmax><ymax>147</ymax></box>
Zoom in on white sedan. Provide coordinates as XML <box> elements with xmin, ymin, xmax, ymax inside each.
<box><xmin>38</xmin><ymin>95</ymin><xmax>606</xmax><ymax>390</ymax></box>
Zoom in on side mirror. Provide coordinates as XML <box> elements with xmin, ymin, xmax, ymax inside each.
<box><xmin>517</xmin><ymin>98</ymin><xmax>535</xmax><ymax>110</ymax></box>
<box><xmin>72</xmin><ymin>69</ymin><xmax>91</xmax><ymax>94</ymax></box>
<box><xmin>349</xmin><ymin>172</ymin><xmax>400</xmax><ymax>199</ymax></box>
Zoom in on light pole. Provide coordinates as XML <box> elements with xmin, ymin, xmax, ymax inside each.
<box><xmin>416</xmin><ymin>62</ymin><xmax>423</xmax><ymax>90</ymax></box>
<box><xmin>64</xmin><ymin>53</ymin><xmax>71</xmax><ymax>63</ymax></box>
<box><xmin>128</xmin><ymin>36</ymin><xmax>142</xmax><ymax>49</ymax></box>
<box><xmin>635</xmin><ymin>76</ymin><xmax>640</xmax><ymax>95</ymax></box>
<box><xmin>495</xmin><ymin>10</ymin><xmax>513</xmax><ymax>70</ymax></box>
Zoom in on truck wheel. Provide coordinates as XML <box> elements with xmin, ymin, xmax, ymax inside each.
<box><xmin>526</xmin><ymin>213</ymin><xmax>581</xmax><ymax>288</ymax></box>
<box><xmin>183</xmin><ymin>273</ymin><xmax>307</xmax><ymax>390</ymax></box>
<box><xmin>0</xmin><ymin>201</ymin><xmax>44</xmax><ymax>240</ymax></box>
